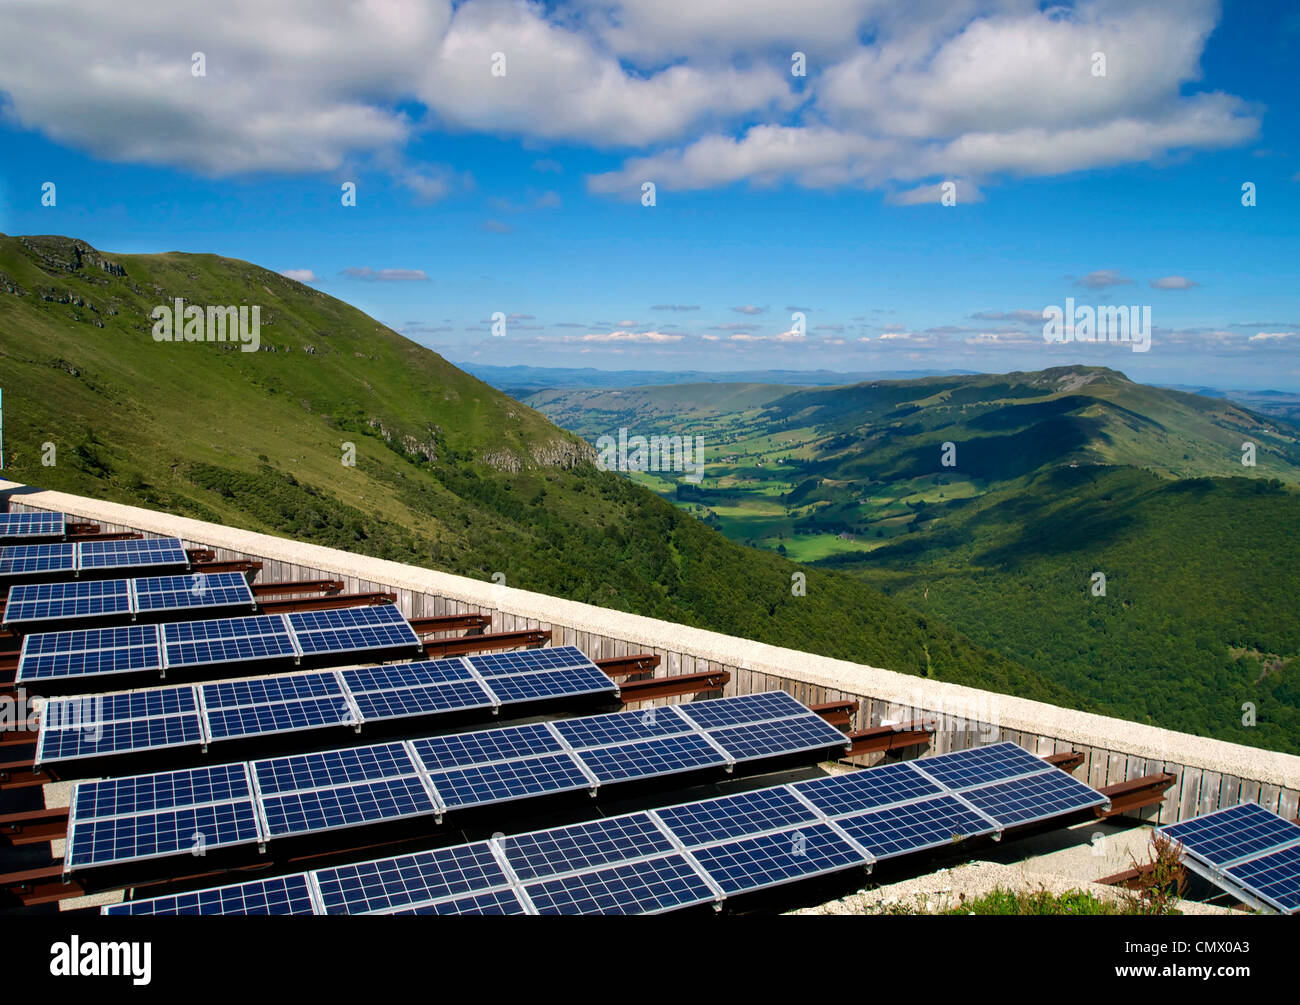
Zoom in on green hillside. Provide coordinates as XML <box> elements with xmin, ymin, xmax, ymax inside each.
<box><xmin>526</xmin><ymin>368</ymin><xmax>1300</xmax><ymax>753</ymax></box>
<box><xmin>0</xmin><ymin>234</ymin><xmax>1062</xmax><ymax>704</ymax></box>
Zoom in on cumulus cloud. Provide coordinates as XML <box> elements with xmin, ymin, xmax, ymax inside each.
<box><xmin>279</xmin><ymin>269</ymin><xmax>318</xmax><ymax>284</ymax></box>
<box><xmin>1076</xmin><ymin>269</ymin><xmax>1134</xmax><ymax>290</ymax></box>
<box><xmin>1150</xmin><ymin>275</ymin><xmax>1200</xmax><ymax>290</ymax></box>
<box><xmin>342</xmin><ymin>267</ymin><xmax>429</xmax><ymax>281</ymax></box>
<box><xmin>580</xmin><ymin>330</ymin><xmax>684</xmax><ymax>342</ymax></box>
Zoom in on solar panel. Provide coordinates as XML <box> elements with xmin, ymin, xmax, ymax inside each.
<box><xmin>285</xmin><ymin>604</ymin><xmax>420</xmax><ymax>656</ymax></box>
<box><xmin>654</xmin><ymin>787</ymin><xmax>821</xmax><ymax>848</ymax></box>
<box><xmin>791</xmin><ymin>761</ymin><xmax>944</xmax><ymax>816</ymax></box>
<box><xmin>411</xmin><ymin>722</ymin><xmax>562</xmax><ymax>770</ymax></box>
<box><xmin>499</xmin><ymin>813</ymin><xmax>674</xmax><ymax>882</ymax></box>
<box><xmin>706</xmin><ymin>714</ymin><xmax>850</xmax><ymax>762</ymax></box>
<box><xmin>1159</xmin><ymin>802</ymin><xmax>1300</xmax><ymax>868</ymax></box>
<box><xmin>252</xmin><ymin>742</ymin><xmax>436</xmax><ymax>838</ymax></box>
<box><xmin>104</xmin><ymin>874</ymin><xmax>318</xmax><ymax>916</ymax></box>
<box><xmin>0</xmin><ymin>511</ymin><xmax>65</xmax><ymax>539</ymax></box>
<box><xmin>575</xmin><ymin>732</ymin><xmax>728</xmax><ymax>784</ymax></box>
<box><xmin>551</xmin><ymin>705</ymin><xmax>694</xmax><ymax>748</ymax></box>
<box><xmin>39</xmin><ymin>714</ymin><xmax>204</xmax><ymax>764</ymax></box>
<box><xmin>425</xmin><ymin>754</ymin><xmax>591</xmax><ymax>810</ymax></box>
<box><xmin>1224</xmin><ymin>844</ymin><xmax>1300</xmax><ymax>915</ymax></box>
<box><xmin>523</xmin><ymin>854</ymin><xmax>718</xmax><ymax>915</ymax></box>
<box><xmin>3</xmin><ymin>579</ymin><xmax>131</xmax><ymax>625</ymax></box>
<box><xmin>480</xmin><ymin>663</ymin><xmax>617</xmax><ymax>703</ymax></box>
<box><xmin>204</xmin><ymin>696</ymin><xmax>356</xmax><ymax>742</ymax></box>
<box><xmin>77</xmin><ymin>537</ymin><xmax>188</xmax><ymax>571</ymax></box>
<box><xmin>675</xmin><ymin>690</ymin><xmax>811</xmax><ymax>729</ymax></box>
<box><xmin>467</xmin><ymin>646</ymin><xmax>596</xmax><ymax>677</ymax></box>
<box><xmin>342</xmin><ymin>659</ymin><xmax>476</xmax><ymax>691</ymax></box>
<box><xmin>834</xmin><ymin>794</ymin><xmax>998</xmax><ymax>860</ymax></box>
<box><xmin>960</xmin><ymin>766</ymin><xmax>1107</xmax><ymax>827</ymax></box>
<box><xmin>684</xmin><ymin>822</ymin><xmax>869</xmax><ymax>897</ymax></box>
<box><xmin>910</xmin><ymin>741</ymin><xmax>1051</xmax><ymax>791</ymax></box>
<box><xmin>17</xmin><ymin>624</ymin><xmax>162</xmax><ymax>682</ymax></box>
<box><xmin>0</xmin><ymin>542</ymin><xmax>75</xmax><ymax>577</ymax></box>
<box><xmin>311</xmin><ymin>842</ymin><xmax>507</xmax><ymax>914</ymax></box>
<box><xmin>162</xmin><ymin>615</ymin><xmax>296</xmax><ymax>670</ymax></box>
<box><xmin>349</xmin><ymin>680</ymin><xmax>496</xmax><ymax>722</ymax></box>
<box><xmin>383</xmin><ymin>888</ymin><xmax>529</xmax><ymax>915</ymax></box>
<box><xmin>133</xmin><ymin>571</ymin><xmax>254</xmax><ymax>613</ymax></box>
<box><xmin>66</xmin><ymin>763</ymin><xmax>261</xmax><ymax>869</ymax></box>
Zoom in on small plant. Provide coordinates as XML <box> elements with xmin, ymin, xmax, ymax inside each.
<box><xmin>1120</xmin><ymin>833</ymin><xmax>1187</xmax><ymax>916</ymax></box>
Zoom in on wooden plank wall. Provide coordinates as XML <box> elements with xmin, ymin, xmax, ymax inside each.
<box><xmin>14</xmin><ymin>503</ymin><xmax>1299</xmax><ymax>826</ymax></box>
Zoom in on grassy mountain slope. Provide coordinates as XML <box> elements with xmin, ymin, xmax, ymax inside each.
<box><xmin>0</xmin><ymin>234</ymin><xmax>1063</xmax><ymax>704</ymax></box>
<box><xmin>526</xmin><ymin>368</ymin><xmax>1300</xmax><ymax>753</ymax></box>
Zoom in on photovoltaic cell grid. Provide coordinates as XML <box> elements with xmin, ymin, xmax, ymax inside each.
<box><xmin>1158</xmin><ymin>802</ymin><xmax>1300</xmax><ymax>915</ymax></box>
<box><xmin>106</xmin><ymin>741</ymin><xmax>1107</xmax><ymax>914</ymax></box>
<box><xmin>286</xmin><ymin>604</ymin><xmax>421</xmax><ymax>656</ymax></box>
<box><xmin>67</xmin><ymin>763</ymin><xmax>262</xmax><ymax>870</ymax></box>
<box><xmin>76</xmin><ymin>537</ymin><xmax>188</xmax><ymax>571</ymax></box>
<box><xmin>132</xmin><ymin>572</ymin><xmax>254</xmax><ymax>614</ymax></box>
<box><xmin>37</xmin><ymin>686</ymin><xmax>203</xmax><ymax>765</ymax></box>
<box><xmin>3</xmin><ymin>579</ymin><xmax>132</xmax><ymax>625</ymax></box>
<box><xmin>162</xmin><ymin>615</ymin><xmax>298</xmax><ymax>670</ymax></box>
<box><xmin>0</xmin><ymin>511</ymin><xmax>66</xmax><ymax>539</ymax></box>
<box><xmin>32</xmin><ymin>647</ymin><xmax>617</xmax><ymax>766</ymax></box>
<box><xmin>0</xmin><ymin>542</ymin><xmax>75</xmax><ymax>578</ymax></box>
<box><xmin>17</xmin><ymin>624</ymin><xmax>162</xmax><ymax>682</ymax></box>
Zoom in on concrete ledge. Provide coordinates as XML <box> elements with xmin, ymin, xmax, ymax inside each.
<box><xmin>4</xmin><ymin>479</ymin><xmax>1298</xmax><ymax>790</ymax></box>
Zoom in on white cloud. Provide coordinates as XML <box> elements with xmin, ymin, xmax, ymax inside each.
<box><xmin>342</xmin><ymin>267</ymin><xmax>430</xmax><ymax>281</ymax></box>
<box><xmin>279</xmin><ymin>269</ymin><xmax>319</xmax><ymax>284</ymax></box>
<box><xmin>1150</xmin><ymin>275</ymin><xmax>1199</xmax><ymax>290</ymax></box>
<box><xmin>1076</xmin><ymin>269</ymin><xmax>1134</xmax><ymax>290</ymax></box>
<box><xmin>580</xmin><ymin>330</ymin><xmax>684</xmax><ymax>342</ymax></box>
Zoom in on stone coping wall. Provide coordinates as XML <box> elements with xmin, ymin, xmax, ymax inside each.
<box><xmin>4</xmin><ymin>479</ymin><xmax>1297</xmax><ymax>824</ymax></box>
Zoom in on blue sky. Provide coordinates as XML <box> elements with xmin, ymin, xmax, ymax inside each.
<box><xmin>1</xmin><ymin>0</ymin><xmax>1297</xmax><ymax>387</ymax></box>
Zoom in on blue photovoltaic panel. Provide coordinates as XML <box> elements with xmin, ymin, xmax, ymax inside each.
<box><xmin>411</xmin><ymin>722</ymin><xmax>562</xmax><ymax>770</ymax></box>
<box><xmin>467</xmin><ymin>645</ymin><xmax>595</xmax><ymax>678</ymax></box>
<box><xmin>77</xmin><ymin>537</ymin><xmax>188</xmax><ymax>571</ymax></box>
<box><xmin>39</xmin><ymin>715</ymin><xmax>203</xmax><ymax>763</ymax></box>
<box><xmin>425</xmin><ymin>753</ymin><xmax>590</xmax><ymax>809</ymax></box>
<box><xmin>17</xmin><ymin>624</ymin><xmax>162</xmax><ymax>682</ymax></box>
<box><xmin>655</xmin><ymin>787</ymin><xmax>820</xmax><ymax>848</ymax></box>
<box><xmin>162</xmin><ymin>615</ymin><xmax>296</xmax><ymax>669</ymax></box>
<box><xmin>689</xmin><ymin>822</ymin><xmax>868</xmax><ymax>896</ymax></box>
<box><xmin>286</xmin><ymin>604</ymin><xmax>420</xmax><ymax>656</ymax></box>
<box><xmin>0</xmin><ymin>542</ymin><xmax>75</xmax><ymax>577</ymax></box>
<box><xmin>792</xmin><ymin>761</ymin><xmax>944</xmax><ymax>816</ymax></box>
<box><xmin>312</xmin><ymin>842</ymin><xmax>507</xmax><ymax>914</ymax></box>
<box><xmin>258</xmin><ymin>774</ymin><xmax>436</xmax><ymax>837</ymax></box>
<box><xmin>524</xmin><ymin>854</ymin><xmax>717</xmax><ymax>915</ymax></box>
<box><xmin>500</xmin><ymin>813</ymin><xmax>672</xmax><ymax>882</ymax></box>
<box><xmin>675</xmin><ymin>690</ymin><xmax>810</xmax><ymax>729</ymax></box>
<box><xmin>43</xmin><ymin>687</ymin><xmax>197</xmax><ymax>728</ymax></box>
<box><xmin>3</xmin><ymin>579</ymin><xmax>131</xmax><ymax>625</ymax></box>
<box><xmin>706</xmin><ymin>714</ymin><xmax>849</xmax><ymax>761</ymax></box>
<box><xmin>204</xmin><ymin>696</ymin><xmax>355</xmax><ymax>742</ymax></box>
<box><xmin>483</xmin><ymin>663</ymin><xmax>616</xmax><ymax>704</ymax></box>
<box><xmin>576</xmin><ymin>732</ymin><xmax>727</xmax><ymax>783</ymax></box>
<box><xmin>341</xmin><ymin>659</ymin><xmax>475</xmax><ymax>692</ymax></box>
<box><xmin>960</xmin><ymin>766</ymin><xmax>1106</xmax><ymax>827</ymax></box>
<box><xmin>835</xmin><ymin>794</ymin><xmax>997</xmax><ymax>860</ymax></box>
<box><xmin>252</xmin><ymin>743</ymin><xmax>416</xmax><ymax>796</ymax></box>
<box><xmin>201</xmin><ymin>672</ymin><xmax>342</xmax><ymax>708</ymax></box>
<box><xmin>133</xmin><ymin>572</ymin><xmax>254</xmax><ymax>613</ymax></box>
<box><xmin>911</xmin><ymin>741</ymin><xmax>1050</xmax><ymax>791</ymax></box>
<box><xmin>68</xmin><ymin>763</ymin><xmax>260</xmax><ymax>869</ymax></box>
<box><xmin>349</xmin><ymin>680</ymin><xmax>496</xmax><ymax>722</ymax></box>
<box><xmin>1159</xmin><ymin>802</ymin><xmax>1300</xmax><ymax>868</ymax></box>
<box><xmin>1224</xmin><ymin>844</ymin><xmax>1300</xmax><ymax>915</ymax></box>
<box><xmin>105</xmin><ymin>874</ymin><xmax>317</xmax><ymax>916</ymax></box>
<box><xmin>385</xmin><ymin>888</ymin><xmax>528</xmax><ymax>915</ymax></box>
<box><xmin>552</xmin><ymin>706</ymin><xmax>693</xmax><ymax>748</ymax></box>
<box><xmin>0</xmin><ymin>511</ymin><xmax>65</xmax><ymax>539</ymax></box>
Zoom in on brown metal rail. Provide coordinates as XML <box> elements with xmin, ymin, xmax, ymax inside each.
<box><xmin>1045</xmin><ymin>751</ymin><xmax>1086</xmax><ymax>773</ymax></box>
<box><xmin>618</xmin><ymin>669</ymin><xmax>730</xmax><ymax>704</ymax></box>
<box><xmin>810</xmin><ymin>700</ymin><xmax>859</xmax><ymax>730</ymax></box>
<box><xmin>596</xmin><ymin>654</ymin><xmax>662</xmax><ymax>679</ymax></box>
<box><xmin>844</xmin><ymin>718</ymin><xmax>933</xmax><ymax>757</ymax></box>
<box><xmin>410</xmin><ymin>613</ymin><xmax>491</xmax><ymax>635</ymax></box>
<box><xmin>190</xmin><ymin>559</ymin><xmax>264</xmax><ymax>576</ymax></box>
<box><xmin>64</xmin><ymin>522</ymin><xmax>100</xmax><ymax>536</ymax></box>
<box><xmin>0</xmin><ymin>759</ymin><xmax>51</xmax><ymax>789</ymax></box>
<box><xmin>1095</xmin><ymin>772</ymin><xmax>1177</xmax><ymax>818</ymax></box>
<box><xmin>65</xmin><ymin>531</ymin><xmax>140</xmax><ymax>542</ymax></box>
<box><xmin>256</xmin><ymin>592</ymin><xmax>396</xmax><ymax>615</ymax></box>
<box><xmin>0</xmin><ymin>865</ymin><xmax>82</xmax><ymax>907</ymax></box>
<box><xmin>250</xmin><ymin>579</ymin><xmax>343</xmax><ymax>598</ymax></box>
<box><xmin>422</xmin><ymin>629</ymin><xmax>552</xmax><ymax>659</ymax></box>
<box><xmin>0</xmin><ymin>806</ymin><xmax>69</xmax><ymax>847</ymax></box>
